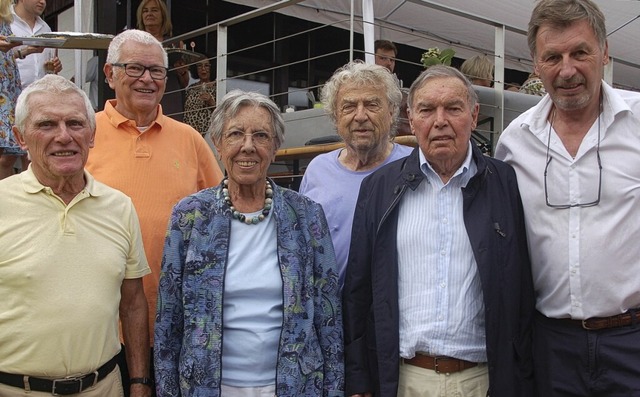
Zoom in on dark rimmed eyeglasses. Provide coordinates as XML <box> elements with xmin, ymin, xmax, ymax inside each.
<box><xmin>112</xmin><ymin>63</ymin><xmax>168</xmax><ymax>80</ymax></box>
<box><xmin>543</xmin><ymin>111</ymin><xmax>602</xmax><ymax>209</ymax></box>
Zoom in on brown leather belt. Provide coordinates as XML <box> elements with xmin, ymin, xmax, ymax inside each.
<box><xmin>564</xmin><ymin>310</ymin><xmax>638</xmax><ymax>330</ymax></box>
<box><xmin>404</xmin><ymin>354</ymin><xmax>478</xmax><ymax>374</ymax></box>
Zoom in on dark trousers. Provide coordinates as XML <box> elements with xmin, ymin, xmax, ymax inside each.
<box><xmin>116</xmin><ymin>344</ymin><xmax>156</xmax><ymax>397</ymax></box>
<box><xmin>533</xmin><ymin>311</ymin><xmax>640</xmax><ymax>397</ymax></box>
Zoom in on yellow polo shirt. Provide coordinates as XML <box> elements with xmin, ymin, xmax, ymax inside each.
<box><xmin>0</xmin><ymin>167</ymin><xmax>150</xmax><ymax>376</ymax></box>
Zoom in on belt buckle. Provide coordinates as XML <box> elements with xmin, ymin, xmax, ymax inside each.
<box><xmin>581</xmin><ymin>319</ymin><xmax>595</xmax><ymax>330</ymax></box>
<box><xmin>433</xmin><ymin>356</ymin><xmax>447</xmax><ymax>374</ymax></box>
<box><xmin>52</xmin><ymin>376</ymin><xmax>83</xmax><ymax>396</ymax></box>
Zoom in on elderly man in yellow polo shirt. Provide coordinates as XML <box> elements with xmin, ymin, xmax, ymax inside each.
<box><xmin>0</xmin><ymin>75</ymin><xmax>151</xmax><ymax>397</ymax></box>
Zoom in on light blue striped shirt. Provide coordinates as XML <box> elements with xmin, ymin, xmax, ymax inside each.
<box><xmin>397</xmin><ymin>144</ymin><xmax>487</xmax><ymax>362</ymax></box>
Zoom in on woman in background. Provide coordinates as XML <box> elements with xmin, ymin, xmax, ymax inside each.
<box><xmin>0</xmin><ymin>0</ymin><xmax>24</xmax><ymax>179</ymax></box>
<box><xmin>154</xmin><ymin>90</ymin><xmax>344</xmax><ymax>397</ymax></box>
<box><xmin>183</xmin><ymin>58</ymin><xmax>216</xmax><ymax>136</ymax></box>
<box><xmin>136</xmin><ymin>0</ymin><xmax>172</xmax><ymax>43</ymax></box>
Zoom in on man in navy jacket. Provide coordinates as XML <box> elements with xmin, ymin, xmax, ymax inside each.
<box><xmin>343</xmin><ymin>65</ymin><xmax>534</xmax><ymax>397</ymax></box>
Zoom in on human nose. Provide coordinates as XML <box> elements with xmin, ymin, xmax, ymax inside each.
<box><xmin>239</xmin><ymin>133</ymin><xmax>257</xmax><ymax>151</ymax></box>
<box><xmin>353</xmin><ymin>103</ymin><xmax>368</xmax><ymax>122</ymax></box>
<box><xmin>558</xmin><ymin>55</ymin><xmax>577</xmax><ymax>79</ymax></box>
<box><xmin>54</xmin><ymin>125</ymin><xmax>73</xmax><ymax>143</ymax></box>
<box><xmin>433</xmin><ymin>107</ymin><xmax>448</xmax><ymax>128</ymax></box>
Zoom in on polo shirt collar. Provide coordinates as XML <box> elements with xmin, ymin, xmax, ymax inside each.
<box><xmin>104</xmin><ymin>99</ymin><xmax>166</xmax><ymax>131</ymax></box>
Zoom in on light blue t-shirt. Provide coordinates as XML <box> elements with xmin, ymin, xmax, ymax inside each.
<box><xmin>222</xmin><ymin>210</ymin><xmax>282</xmax><ymax>387</ymax></box>
<box><xmin>299</xmin><ymin>143</ymin><xmax>412</xmax><ymax>287</ymax></box>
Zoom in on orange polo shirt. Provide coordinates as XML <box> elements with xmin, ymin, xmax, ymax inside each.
<box><xmin>86</xmin><ymin>100</ymin><xmax>223</xmax><ymax>340</ymax></box>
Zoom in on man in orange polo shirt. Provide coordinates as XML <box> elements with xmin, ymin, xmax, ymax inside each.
<box><xmin>85</xmin><ymin>29</ymin><xmax>223</xmax><ymax>395</ymax></box>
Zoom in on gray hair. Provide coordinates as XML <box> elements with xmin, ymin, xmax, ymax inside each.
<box><xmin>321</xmin><ymin>60</ymin><xmax>402</xmax><ymax>137</ymax></box>
<box><xmin>407</xmin><ymin>65</ymin><xmax>478</xmax><ymax>110</ymax></box>
<box><xmin>528</xmin><ymin>0</ymin><xmax>606</xmax><ymax>58</ymax></box>
<box><xmin>14</xmin><ymin>74</ymin><xmax>96</xmax><ymax>133</ymax></box>
<box><xmin>209</xmin><ymin>90</ymin><xmax>285</xmax><ymax>151</ymax></box>
<box><xmin>106</xmin><ymin>29</ymin><xmax>168</xmax><ymax>67</ymax></box>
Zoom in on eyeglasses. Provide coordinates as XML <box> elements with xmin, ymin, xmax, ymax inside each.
<box><xmin>223</xmin><ymin>130</ymin><xmax>273</xmax><ymax>147</ymax></box>
<box><xmin>112</xmin><ymin>63</ymin><xmax>168</xmax><ymax>80</ymax></box>
<box><xmin>544</xmin><ymin>110</ymin><xmax>602</xmax><ymax>209</ymax></box>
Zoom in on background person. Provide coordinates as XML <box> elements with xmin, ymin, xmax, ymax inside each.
<box><xmin>299</xmin><ymin>61</ymin><xmax>412</xmax><ymax>288</ymax></box>
<box><xmin>0</xmin><ymin>74</ymin><xmax>151</xmax><ymax>397</ymax></box>
<box><xmin>183</xmin><ymin>57</ymin><xmax>216</xmax><ymax>136</ymax></box>
<box><xmin>136</xmin><ymin>0</ymin><xmax>172</xmax><ymax>43</ymax></box>
<box><xmin>343</xmin><ymin>65</ymin><xmax>534</xmax><ymax>397</ymax></box>
<box><xmin>374</xmin><ymin>39</ymin><xmax>397</xmax><ymax>74</ymax></box>
<box><xmin>495</xmin><ymin>0</ymin><xmax>640</xmax><ymax>395</ymax></box>
<box><xmin>11</xmin><ymin>0</ymin><xmax>61</xmax><ymax>87</ymax></box>
<box><xmin>0</xmin><ymin>0</ymin><xmax>22</xmax><ymax>179</ymax></box>
<box><xmin>460</xmin><ymin>55</ymin><xmax>494</xmax><ymax>87</ymax></box>
<box><xmin>154</xmin><ymin>90</ymin><xmax>344</xmax><ymax>397</ymax></box>
<box><xmin>5</xmin><ymin>0</ymin><xmax>59</xmax><ymax>178</ymax></box>
<box><xmin>85</xmin><ymin>29</ymin><xmax>223</xmax><ymax>396</ymax></box>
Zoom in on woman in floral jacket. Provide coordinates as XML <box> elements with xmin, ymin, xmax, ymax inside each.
<box><xmin>154</xmin><ymin>90</ymin><xmax>344</xmax><ymax>397</ymax></box>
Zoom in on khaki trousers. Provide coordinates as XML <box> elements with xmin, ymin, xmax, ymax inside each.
<box><xmin>0</xmin><ymin>366</ymin><xmax>123</xmax><ymax>397</ymax></box>
<box><xmin>398</xmin><ymin>360</ymin><xmax>489</xmax><ymax>397</ymax></box>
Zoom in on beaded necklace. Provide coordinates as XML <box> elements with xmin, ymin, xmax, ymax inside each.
<box><xmin>222</xmin><ymin>178</ymin><xmax>273</xmax><ymax>225</ymax></box>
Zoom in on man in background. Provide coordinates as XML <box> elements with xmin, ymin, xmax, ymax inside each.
<box><xmin>11</xmin><ymin>0</ymin><xmax>61</xmax><ymax>87</ymax></box>
<box><xmin>374</xmin><ymin>39</ymin><xmax>397</xmax><ymax>74</ymax></box>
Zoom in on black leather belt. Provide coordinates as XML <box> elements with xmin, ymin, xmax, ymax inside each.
<box><xmin>0</xmin><ymin>355</ymin><xmax>118</xmax><ymax>395</ymax></box>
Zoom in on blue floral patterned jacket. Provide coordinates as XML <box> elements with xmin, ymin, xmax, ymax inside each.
<box><xmin>154</xmin><ymin>180</ymin><xmax>344</xmax><ymax>397</ymax></box>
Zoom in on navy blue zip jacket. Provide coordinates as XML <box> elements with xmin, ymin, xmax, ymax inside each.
<box><xmin>343</xmin><ymin>145</ymin><xmax>535</xmax><ymax>397</ymax></box>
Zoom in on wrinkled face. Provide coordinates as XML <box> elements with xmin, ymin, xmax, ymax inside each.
<box><xmin>408</xmin><ymin>76</ymin><xmax>478</xmax><ymax>165</ymax></box>
<box><xmin>20</xmin><ymin>0</ymin><xmax>46</xmax><ymax>17</ymax></box>
<box><xmin>375</xmin><ymin>48</ymin><xmax>396</xmax><ymax>73</ymax></box>
<box><xmin>335</xmin><ymin>82</ymin><xmax>394</xmax><ymax>154</ymax></box>
<box><xmin>214</xmin><ymin>106</ymin><xmax>276</xmax><ymax>187</ymax></box>
<box><xmin>105</xmin><ymin>41</ymin><xmax>166</xmax><ymax>117</ymax></box>
<box><xmin>14</xmin><ymin>92</ymin><xmax>94</xmax><ymax>184</ymax></box>
<box><xmin>534</xmin><ymin>19</ymin><xmax>608</xmax><ymax>112</ymax></box>
<box><xmin>142</xmin><ymin>0</ymin><xmax>162</xmax><ymax>29</ymax></box>
<box><xmin>196</xmin><ymin>61</ymin><xmax>211</xmax><ymax>81</ymax></box>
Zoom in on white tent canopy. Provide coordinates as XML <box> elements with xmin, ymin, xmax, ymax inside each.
<box><xmin>226</xmin><ymin>0</ymin><xmax>640</xmax><ymax>91</ymax></box>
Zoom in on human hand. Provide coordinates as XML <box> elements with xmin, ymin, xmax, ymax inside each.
<box><xmin>0</xmin><ymin>35</ymin><xmax>19</xmax><ymax>52</ymax></box>
<box><xmin>198</xmin><ymin>92</ymin><xmax>214</xmax><ymax>105</ymax></box>
<box><xmin>52</xmin><ymin>56</ymin><xmax>63</xmax><ymax>73</ymax></box>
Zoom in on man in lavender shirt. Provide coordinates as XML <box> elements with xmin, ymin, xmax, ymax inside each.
<box><xmin>299</xmin><ymin>61</ymin><xmax>411</xmax><ymax>287</ymax></box>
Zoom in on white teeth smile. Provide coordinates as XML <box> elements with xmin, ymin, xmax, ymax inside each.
<box><xmin>238</xmin><ymin>161</ymin><xmax>257</xmax><ymax>167</ymax></box>
<box><xmin>53</xmin><ymin>151</ymin><xmax>75</xmax><ymax>156</ymax></box>
<box><xmin>136</xmin><ymin>89</ymin><xmax>154</xmax><ymax>93</ymax></box>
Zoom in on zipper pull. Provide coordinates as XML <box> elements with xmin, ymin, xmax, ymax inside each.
<box><xmin>493</xmin><ymin>222</ymin><xmax>506</xmax><ymax>237</ymax></box>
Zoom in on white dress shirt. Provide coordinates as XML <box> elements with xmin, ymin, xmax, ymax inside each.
<box><xmin>397</xmin><ymin>144</ymin><xmax>487</xmax><ymax>363</ymax></box>
<box><xmin>10</xmin><ymin>5</ymin><xmax>55</xmax><ymax>88</ymax></box>
<box><xmin>495</xmin><ymin>82</ymin><xmax>640</xmax><ymax>319</ymax></box>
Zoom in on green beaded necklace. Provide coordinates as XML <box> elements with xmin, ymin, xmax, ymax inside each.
<box><xmin>222</xmin><ymin>178</ymin><xmax>273</xmax><ymax>225</ymax></box>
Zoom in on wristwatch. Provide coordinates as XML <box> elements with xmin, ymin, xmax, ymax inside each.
<box><xmin>129</xmin><ymin>377</ymin><xmax>154</xmax><ymax>388</ymax></box>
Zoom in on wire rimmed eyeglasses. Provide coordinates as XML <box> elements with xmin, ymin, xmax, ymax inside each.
<box><xmin>223</xmin><ymin>130</ymin><xmax>273</xmax><ymax>147</ymax></box>
<box><xmin>543</xmin><ymin>109</ymin><xmax>602</xmax><ymax>209</ymax></box>
<box><xmin>112</xmin><ymin>63</ymin><xmax>168</xmax><ymax>80</ymax></box>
